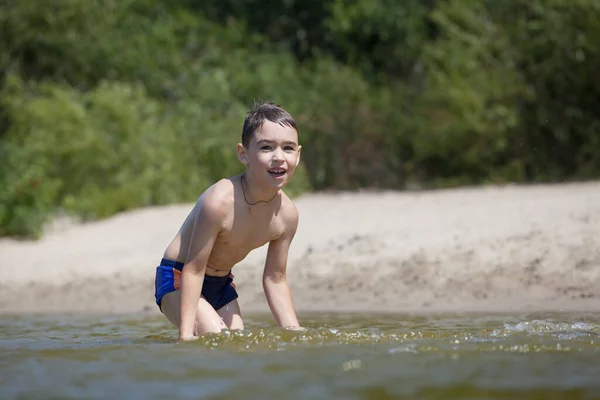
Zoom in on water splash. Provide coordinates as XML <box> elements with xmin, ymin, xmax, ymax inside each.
<box><xmin>166</xmin><ymin>317</ymin><xmax>600</xmax><ymax>356</ymax></box>
<box><xmin>187</xmin><ymin>327</ymin><xmax>407</xmax><ymax>351</ymax></box>
<box><xmin>491</xmin><ymin>320</ymin><xmax>599</xmax><ymax>338</ymax></box>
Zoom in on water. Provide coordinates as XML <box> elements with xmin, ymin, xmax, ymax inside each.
<box><xmin>1</xmin><ymin>312</ymin><xmax>600</xmax><ymax>399</ymax></box>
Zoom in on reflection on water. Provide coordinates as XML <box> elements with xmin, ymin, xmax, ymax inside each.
<box><xmin>1</xmin><ymin>312</ymin><xmax>599</xmax><ymax>399</ymax></box>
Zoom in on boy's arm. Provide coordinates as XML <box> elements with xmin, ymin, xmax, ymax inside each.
<box><xmin>262</xmin><ymin>207</ymin><xmax>302</xmax><ymax>329</ymax></box>
<box><xmin>179</xmin><ymin>196</ymin><xmax>226</xmax><ymax>340</ymax></box>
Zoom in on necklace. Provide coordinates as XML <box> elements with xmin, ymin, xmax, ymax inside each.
<box><xmin>241</xmin><ymin>173</ymin><xmax>277</xmax><ymax>206</ymax></box>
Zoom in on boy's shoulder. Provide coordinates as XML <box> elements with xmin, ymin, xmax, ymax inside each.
<box><xmin>196</xmin><ymin>178</ymin><xmax>237</xmax><ymax>218</ymax></box>
<box><xmin>279</xmin><ymin>190</ymin><xmax>300</xmax><ymax>226</ymax></box>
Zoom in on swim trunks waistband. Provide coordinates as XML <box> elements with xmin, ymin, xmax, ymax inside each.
<box><xmin>158</xmin><ymin>258</ymin><xmax>232</xmax><ymax>280</ymax></box>
<box><xmin>160</xmin><ymin>258</ymin><xmax>184</xmax><ymax>271</ymax></box>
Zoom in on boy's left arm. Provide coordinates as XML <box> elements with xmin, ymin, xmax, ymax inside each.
<box><xmin>262</xmin><ymin>209</ymin><xmax>303</xmax><ymax>330</ymax></box>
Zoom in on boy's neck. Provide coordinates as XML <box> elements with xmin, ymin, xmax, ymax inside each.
<box><xmin>240</xmin><ymin>172</ymin><xmax>279</xmax><ymax>206</ymax></box>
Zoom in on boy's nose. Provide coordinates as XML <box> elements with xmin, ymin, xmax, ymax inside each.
<box><xmin>272</xmin><ymin>148</ymin><xmax>283</xmax><ymax>160</ymax></box>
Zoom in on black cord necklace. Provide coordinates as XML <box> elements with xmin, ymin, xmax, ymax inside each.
<box><xmin>241</xmin><ymin>173</ymin><xmax>277</xmax><ymax>206</ymax></box>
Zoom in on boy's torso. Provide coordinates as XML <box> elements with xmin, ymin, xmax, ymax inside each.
<box><xmin>206</xmin><ymin>199</ymin><xmax>287</xmax><ymax>274</ymax></box>
<box><xmin>165</xmin><ymin>181</ymin><xmax>291</xmax><ymax>276</ymax></box>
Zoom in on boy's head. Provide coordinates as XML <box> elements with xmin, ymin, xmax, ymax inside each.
<box><xmin>237</xmin><ymin>101</ymin><xmax>301</xmax><ymax>189</ymax></box>
<box><xmin>241</xmin><ymin>101</ymin><xmax>297</xmax><ymax>149</ymax></box>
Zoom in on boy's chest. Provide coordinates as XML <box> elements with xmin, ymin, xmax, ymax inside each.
<box><xmin>220</xmin><ymin>214</ymin><xmax>285</xmax><ymax>249</ymax></box>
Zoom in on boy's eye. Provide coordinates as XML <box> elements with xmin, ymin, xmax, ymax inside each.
<box><xmin>284</xmin><ymin>146</ymin><xmax>295</xmax><ymax>151</ymax></box>
<box><xmin>261</xmin><ymin>146</ymin><xmax>272</xmax><ymax>151</ymax></box>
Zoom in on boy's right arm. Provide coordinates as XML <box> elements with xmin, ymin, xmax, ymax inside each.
<box><xmin>179</xmin><ymin>196</ymin><xmax>227</xmax><ymax>340</ymax></box>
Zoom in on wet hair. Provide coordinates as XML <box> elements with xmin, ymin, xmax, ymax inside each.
<box><xmin>241</xmin><ymin>101</ymin><xmax>297</xmax><ymax>148</ymax></box>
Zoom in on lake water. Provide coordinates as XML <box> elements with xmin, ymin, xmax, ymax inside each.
<box><xmin>1</xmin><ymin>312</ymin><xmax>599</xmax><ymax>399</ymax></box>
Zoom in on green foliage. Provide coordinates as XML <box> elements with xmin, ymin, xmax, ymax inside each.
<box><xmin>1</xmin><ymin>0</ymin><xmax>600</xmax><ymax>237</ymax></box>
<box><xmin>415</xmin><ymin>0</ymin><xmax>525</xmax><ymax>185</ymax></box>
<box><xmin>414</xmin><ymin>0</ymin><xmax>600</xmax><ymax>185</ymax></box>
<box><xmin>326</xmin><ymin>0</ymin><xmax>433</xmax><ymax>79</ymax></box>
<box><xmin>492</xmin><ymin>0</ymin><xmax>600</xmax><ymax>180</ymax></box>
<box><xmin>1</xmin><ymin>76</ymin><xmax>173</xmax><ymax>236</ymax></box>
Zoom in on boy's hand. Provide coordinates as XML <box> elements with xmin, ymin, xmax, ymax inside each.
<box><xmin>178</xmin><ymin>335</ymin><xmax>199</xmax><ymax>342</ymax></box>
<box><xmin>283</xmin><ymin>326</ymin><xmax>307</xmax><ymax>332</ymax></box>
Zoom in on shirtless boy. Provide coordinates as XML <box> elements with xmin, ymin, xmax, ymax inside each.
<box><xmin>154</xmin><ymin>102</ymin><xmax>304</xmax><ymax>340</ymax></box>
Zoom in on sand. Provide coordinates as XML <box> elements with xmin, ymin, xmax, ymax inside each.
<box><xmin>1</xmin><ymin>181</ymin><xmax>599</xmax><ymax>316</ymax></box>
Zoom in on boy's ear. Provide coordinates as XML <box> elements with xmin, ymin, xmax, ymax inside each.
<box><xmin>237</xmin><ymin>143</ymin><xmax>248</xmax><ymax>165</ymax></box>
<box><xmin>295</xmin><ymin>145</ymin><xmax>302</xmax><ymax>166</ymax></box>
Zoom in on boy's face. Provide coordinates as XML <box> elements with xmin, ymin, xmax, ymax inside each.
<box><xmin>238</xmin><ymin>120</ymin><xmax>302</xmax><ymax>189</ymax></box>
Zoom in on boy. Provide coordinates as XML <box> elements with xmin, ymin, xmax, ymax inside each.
<box><xmin>154</xmin><ymin>102</ymin><xmax>305</xmax><ymax>340</ymax></box>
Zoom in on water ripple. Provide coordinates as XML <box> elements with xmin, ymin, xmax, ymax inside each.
<box><xmin>2</xmin><ymin>313</ymin><xmax>600</xmax><ymax>399</ymax></box>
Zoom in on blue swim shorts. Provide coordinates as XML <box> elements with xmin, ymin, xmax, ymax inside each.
<box><xmin>154</xmin><ymin>258</ymin><xmax>238</xmax><ymax>311</ymax></box>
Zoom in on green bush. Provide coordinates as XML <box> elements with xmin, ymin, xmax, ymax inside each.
<box><xmin>414</xmin><ymin>0</ymin><xmax>525</xmax><ymax>186</ymax></box>
<box><xmin>2</xmin><ymin>0</ymin><xmax>600</xmax><ymax>238</ymax></box>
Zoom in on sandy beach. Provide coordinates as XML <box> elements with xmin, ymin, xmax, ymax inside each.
<box><xmin>1</xmin><ymin>181</ymin><xmax>599</xmax><ymax>316</ymax></box>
